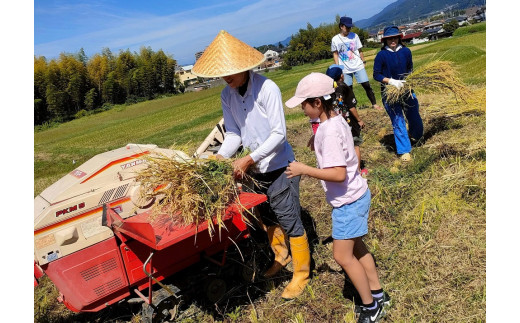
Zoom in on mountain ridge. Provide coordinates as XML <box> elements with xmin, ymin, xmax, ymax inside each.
<box><xmin>355</xmin><ymin>0</ymin><xmax>486</xmax><ymax>30</ymax></box>
<box><xmin>275</xmin><ymin>0</ymin><xmax>485</xmax><ymax>45</ymax></box>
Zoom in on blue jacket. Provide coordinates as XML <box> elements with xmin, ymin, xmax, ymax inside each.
<box><xmin>373</xmin><ymin>46</ymin><xmax>413</xmax><ymax>83</ymax></box>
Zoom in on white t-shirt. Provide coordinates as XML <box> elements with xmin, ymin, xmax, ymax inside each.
<box><xmin>331</xmin><ymin>32</ymin><xmax>364</xmax><ymax>73</ymax></box>
<box><xmin>314</xmin><ymin>115</ymin><xmax>368</xmax><ymax>207</ymax></box>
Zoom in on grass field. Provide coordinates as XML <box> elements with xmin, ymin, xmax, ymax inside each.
<box><xmin>34</xmin><ymin>26</ymin><xmax>486</xmax><ymax>322</ymax></box>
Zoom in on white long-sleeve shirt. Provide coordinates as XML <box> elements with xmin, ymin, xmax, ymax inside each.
<box><xmin>218</xmin><ymin>71</ymin><xmax>295</xmax><ymax>173</ymax></box>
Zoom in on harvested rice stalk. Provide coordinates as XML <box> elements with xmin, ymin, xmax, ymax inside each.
<box><xmin>136</xmin><ymin>152</ymin><xmax>256</xmax><ymax>238</ymax></box>
<box><xmin>384</xmin><ymin>60</ymin><xmax>471</xmax><ymax>105</ymax></box>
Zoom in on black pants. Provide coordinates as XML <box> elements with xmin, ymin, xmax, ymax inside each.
<box><xmin>248</xmin><ymin>167</ymin><xmax>304</xmax><ymax>237</ymax></box>
<box><xmin>350</xmin><ymin>82</ymin><xmax>377</xmax><ymax>106</ymax></box>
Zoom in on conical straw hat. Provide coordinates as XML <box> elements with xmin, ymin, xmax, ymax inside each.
<box><xmin>192</xmin><ymin>30</ymin><xmax>266</xmax><ymax>78</ymax></box>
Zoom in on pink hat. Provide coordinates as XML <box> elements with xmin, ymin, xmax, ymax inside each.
<box><xmin>285</xmin><ymin>73</ymin><xmax>335</xmax><ymax>108</ymax></box>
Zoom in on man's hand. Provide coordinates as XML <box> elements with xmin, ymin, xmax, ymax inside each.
<box><xmin>358</xmin><ymin>120</ymin><xmax>365</xmax><ymax>129</ymax></box>
<box><xmin>232</xmin><ymin>155</ymin><xmax>254</xmax><ymax>179</ymax></box>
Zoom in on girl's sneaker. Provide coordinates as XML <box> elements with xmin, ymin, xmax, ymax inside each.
<box><xmin>357</xmin><ymin>302</ymin><xmax>383</xmax><ymax>323</ymax></box>
<box><xmin>355</xmin><ymin>291</ymin><xmax>391</xmax><ymax>319</ymax></box>
<box><xmin>376</xmin><ymin>291</ymin><xmax>391</xmax><ymax>308</ymax></box>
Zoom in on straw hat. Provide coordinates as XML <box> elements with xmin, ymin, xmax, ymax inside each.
<box><xmin>192</xmin><ymin>30</ymin><xmax>266</xmax><ymax>78</ymax></box>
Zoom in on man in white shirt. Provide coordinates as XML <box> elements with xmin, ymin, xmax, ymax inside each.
<box><xmin>331</xmin><ymin>16</ymin><xmax>382</xmax><ymax>110</ymax></box>
<box><xmin>192</xmin><ymin>30</ymin><xmax>311</xmax><ymax>300</ymax></box>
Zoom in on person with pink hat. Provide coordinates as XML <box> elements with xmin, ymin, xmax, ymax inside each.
<box><xmin>285</xmin><ymin>73</ymin><xmax>389</xmax><ymax>323</ymax></box>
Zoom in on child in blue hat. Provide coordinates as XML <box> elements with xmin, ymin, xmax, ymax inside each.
<box><xmin>373</xmin><ymin>26</ymin><xmax>424</xmax><ymax>162</ymax></box>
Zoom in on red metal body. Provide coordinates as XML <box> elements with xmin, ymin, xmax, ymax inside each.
<box><xmin>39</xmin><ymin>192</ymin><xmax>266</xmax><ymax>313</ymax></box>
<box><xmin>34</xmin><ymin>261</ymin><xmax>44</xmax><ymax>287</ymax></box>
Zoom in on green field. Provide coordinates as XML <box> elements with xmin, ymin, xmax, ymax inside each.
<box><xmin>35</xmin><ymin>26</ymin><xmax>486</xmax><ymax>322</ymax></box>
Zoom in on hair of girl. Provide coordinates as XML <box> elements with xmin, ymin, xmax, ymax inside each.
<box><xmin>305</xmin><ymin>93</ymin><xmax>336</xmax><ymax>118</ymax></box>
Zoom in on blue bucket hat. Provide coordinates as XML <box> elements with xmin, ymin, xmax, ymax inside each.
<box><xmin>339</xmin><ymin>16</ymin><xmax>353</xmax><ymax>28</ymax></box>
<box><xmin>381</xmin><ymin>26</ymin><xmax>402</xmax><ymax>40</ymax></box>
<box><xmin>325</xmin><ymin>65</ymin><xmax>343</xmax><ymax>81</ymax></box>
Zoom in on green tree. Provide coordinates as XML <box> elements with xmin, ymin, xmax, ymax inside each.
<box><xmin>102</xmin><ymin>71</ymin><xmax>121</xmax><ymax>104</ymax></box>
<box><xmin>34</xmin><ymin>99</ymin><xmax>47</xmax><ymax>125</ymax></box>
<box><xmin>34</xmin><ymin>56</ymin><xmax>48</xmax><ymax>99</ymax></box>
<box><xmin>58</xmin><ymin>53</ymin><xmax>87</xmax><ymax>113</ymax></box>
<box><xmin>115</xmin><ymin>49</ymin><xmax>137</xmax><ymax>102</ymax></box>
<box><xmin>76</xmin><ymin>48</ymin><xmax>88</xmax><ymax>66</ymax></box>
<box><xmin>443</xmin><ymin>19</ymin><xmax>460</xmax><ymax>33</ymax></box>
<box><xmin>84</xmin><ymin>88</ymin><xmax>97</xmax><ymax>111</ymax></box>
<box><xmin>45</xmin><ymin>59</ymin><xmax>70</xmax><ymax>120</ymax></box>
<box><xmin>87</xmin><ymin>53</ymin><xmax>110</xmax><ymax>100</ymax></box>
<box><xmin>34</xmin><ymin>56</ymin><xmax>48</xmax><ymax>124</ymax></box>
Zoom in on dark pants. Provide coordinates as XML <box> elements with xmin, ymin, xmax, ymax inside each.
<box><xmin>349</xmin><ymin>82</ymin><xmax>377</xmax><ymax>106</ymax></box>
<box><xmin>249</xmin><ymin>167</ymin><xmax>304</xmax><ymax>237</ymax></box>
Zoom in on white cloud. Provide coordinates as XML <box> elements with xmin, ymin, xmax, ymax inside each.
<box><xmin>34</xmin><ymin>0</ymin><xmax>396</xmax><ymax>64</ymax></box>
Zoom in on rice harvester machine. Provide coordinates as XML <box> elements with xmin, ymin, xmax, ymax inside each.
<box><xmin>34</xmin><ymin>120</ymin><xmax>267</xmax><ymax>320</ymax></box>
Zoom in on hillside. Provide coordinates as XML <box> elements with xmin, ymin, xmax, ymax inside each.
<box><xmin>355</xmin><ymin>0</ymin><xmax>486</xmax><ymax>29</ymax></box>
<box><xmin>35</xmin><ymin>27</ymin><xmax>486</xmax><ymax>322</ymax></box>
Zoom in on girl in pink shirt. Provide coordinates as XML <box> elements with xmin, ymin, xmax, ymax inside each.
<box><xmin>285</xmin><ymin>73</ymin><xmax>389</xmax><ymax>323</ymax></box>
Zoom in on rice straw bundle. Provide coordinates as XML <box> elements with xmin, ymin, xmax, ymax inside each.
<box><xmin>136</xmin><ymin>153</ymin><xmax>251</xmax><ymax>237</ymax></box>
<box><xmin>384</xmin><ymin>60</ymin><xmax>471</xmax><ymax>105</ymax></box>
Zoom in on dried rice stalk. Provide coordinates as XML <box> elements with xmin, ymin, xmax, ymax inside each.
<box><xmin>136</xmin><ymin>151</ymin><xmax>256</xmax><ymax>238</ymax></box>
<box><xmin>384</xmin><ymin>60</ymin><xmax>471</xmax><ymax>105</ymax></box>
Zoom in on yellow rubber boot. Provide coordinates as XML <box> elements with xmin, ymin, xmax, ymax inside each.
<box><xmin>264</xmin><ymin>225</ymin><xmax>292</xmax><ymax>277</ymax></box>
<box><xmin>281</xmin><ymin>232</ymin><xmax>311</xmax><ymax>299</ymax></box>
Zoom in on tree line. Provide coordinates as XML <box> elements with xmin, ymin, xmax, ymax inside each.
<box><xmin>282</xmin><ymin>15</ymin><xmax>370</xmax><ymax>68</ymax></box>
<box><xmin>34</xmin><ymin>16</ymin><xmax>370</xmax><ymax>126</ymax></box>
<box><xmin>34</xmin><ymin>47</ymin><xmax>183</xmax><ymax>126</ymax></box>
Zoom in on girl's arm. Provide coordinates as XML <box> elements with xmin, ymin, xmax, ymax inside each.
<box><xmin>285</xmin><ymin>161</ymin><xmax>346</xmax><ymax>182</ymax></box>
<box><xmin>333</xmin><ymin>51</ymin><xmax>339</xmax><ymax>65</ymax></box>
<box><xmin>372</xmin><ymin>53</ymin><xmax>386</xmax><ymax>83</ymax></box>
<box><xmin>348</xmin><ymin>107</ymin><xmax>365</xmax><ymax>128</ymax></box>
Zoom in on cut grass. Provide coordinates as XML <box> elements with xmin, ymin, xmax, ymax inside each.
<box><xmin>136</xmin><ymin>154</ymin><xmax>249</xmax><ymax>237</ymax></box>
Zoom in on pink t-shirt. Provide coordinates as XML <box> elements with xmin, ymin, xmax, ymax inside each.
<box><xmin>314</xmin><ymin>115</ymin><xmax>368</xmax><ymax>207</ymax></box>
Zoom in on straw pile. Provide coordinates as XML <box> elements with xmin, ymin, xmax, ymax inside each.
<box><xmin>384</xmin><ymin>60</ymin><xmax>471</xmax><ymax>105</ymax></box>
<box><xmin>136</xmin><ymin>153</ymin><xmax>249</xmax><ymax>237</ymax></box>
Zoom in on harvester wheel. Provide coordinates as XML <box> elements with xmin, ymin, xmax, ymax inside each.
<box><xmin>141</xmin><ymin>285</ymin><xmax>181</xmax><ymax>323</ymax></box>
<box><xmin>204</xmin><ymin>277</ymin><xmax>227</xmax><ymax>303</ymax></box>
<box><xmin>239</xmin><ymin>254</ymin><xmax>261</xmax><ymax>283</ymax></box>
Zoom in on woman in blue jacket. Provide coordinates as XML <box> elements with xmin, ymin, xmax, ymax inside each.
<box><xmin>373</xmin><ymin>26</ymin><xmax>423</xmax><ymax>162</ymax></box>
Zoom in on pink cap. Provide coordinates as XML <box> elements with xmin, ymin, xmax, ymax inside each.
<box><xmin>285</xmin><ymin>73</ymin><xmax>335</xmax><ymax>108</ymax></box>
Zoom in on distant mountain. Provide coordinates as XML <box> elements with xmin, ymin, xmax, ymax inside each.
<box><xmin>277</xmin><ymin>36</ymin><xmax>292</xmax><ymax>47</ymax></box>
<box><xmin>355</xmin><ymin>0</ymin><xmax>486</xmax><ymax>31</ymax></box>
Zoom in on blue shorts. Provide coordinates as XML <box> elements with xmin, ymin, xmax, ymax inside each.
<box><xmin>331</xmin><ymin>189</ymin><xmax>371</xmax><ymax>240</ymax></box>
<box><xmin>343</xmin><ymin>68</ymin><xmax>369</xmax><ymax>86</ymax></box>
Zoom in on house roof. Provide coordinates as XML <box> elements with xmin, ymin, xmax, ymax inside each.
<box><xmin>402</xmin><ymin>32</ymin><xmax>423</xmax><ymax>40</ymax></box>
<box><xmin>181</xmin><ymin>65</ymin><xmax>194</xmax><ymax>71</ymax></box>
<box><xmin>424</xmin><ymin>27</ymin><xmax>442</xmax><ymax>34</ymax></box>
<box><xmin>264</xmin><ymin>49</ymin><xmax>279</xmax><ymax>57</ymax></box>
<box><xmin>425</xmin><ymin>22</ymin><xmax>443</xmax><ymax>28</ymax></box>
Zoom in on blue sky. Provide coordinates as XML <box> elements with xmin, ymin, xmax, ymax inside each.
<box><xmin>34</xmin><ymin>0</ymin><xmax>396</xmax><ymax>65</ymax></box>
